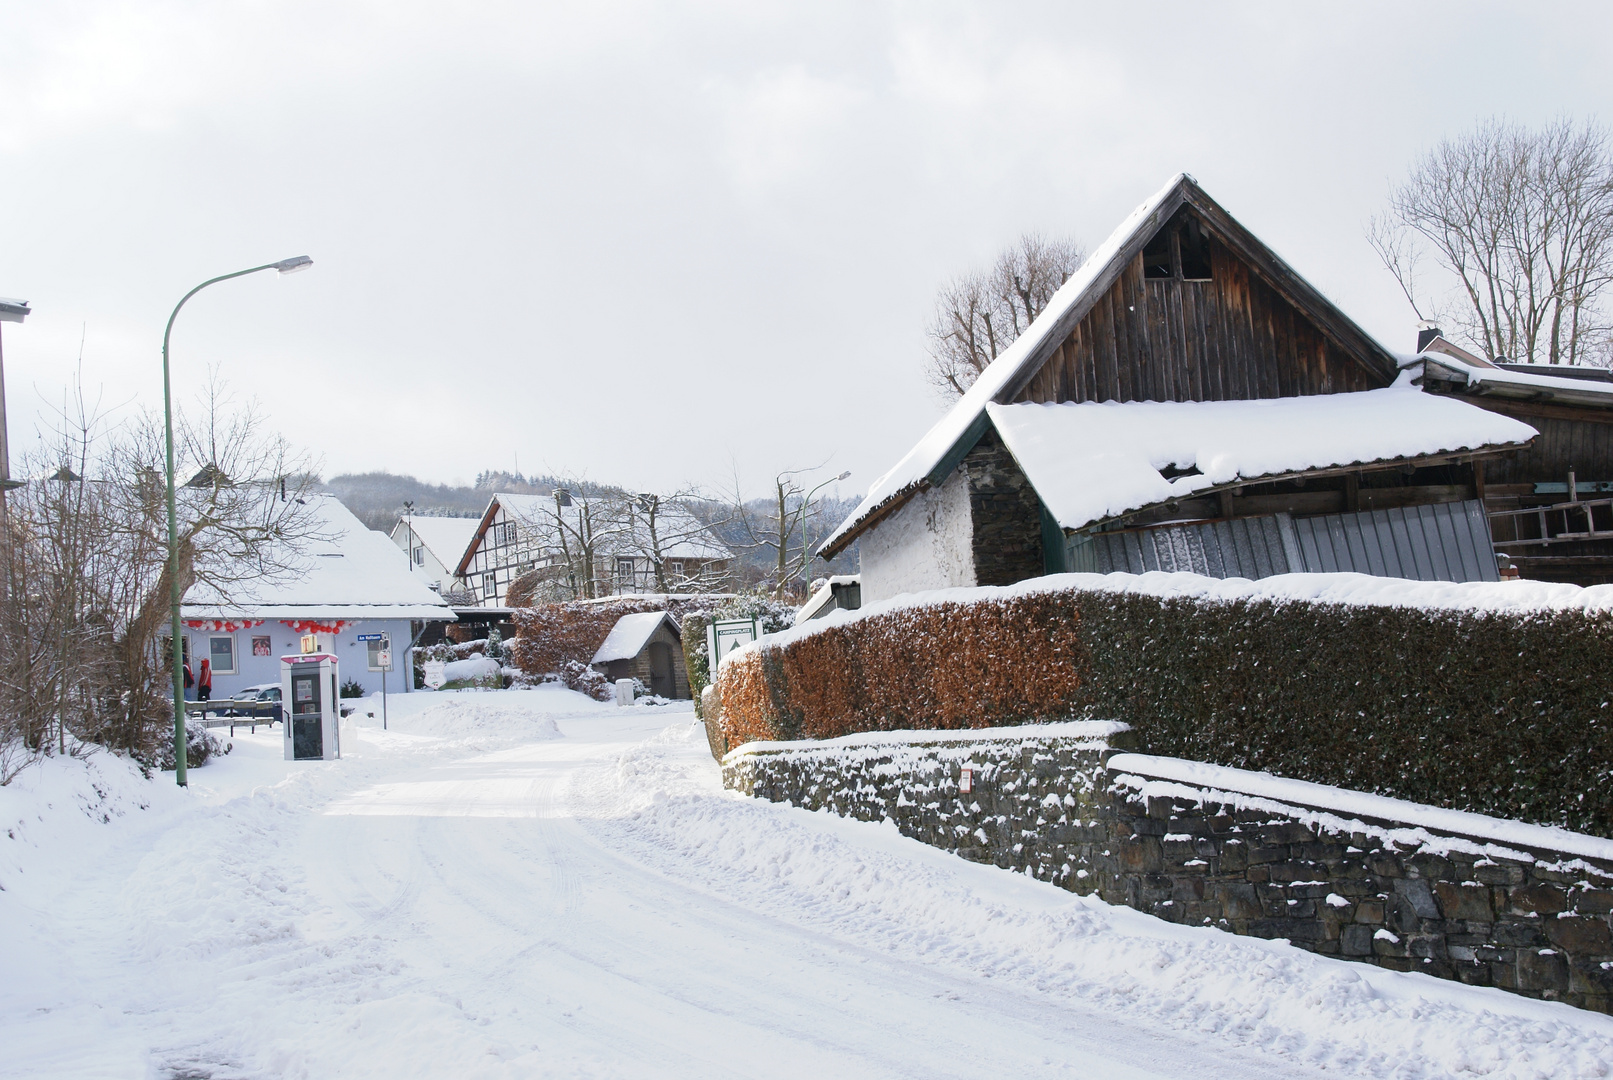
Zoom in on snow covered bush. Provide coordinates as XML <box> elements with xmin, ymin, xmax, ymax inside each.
<box><xmin>714</xmin><ymin>576</ymin><xmax>1613</xmax><ymax>835</ymax></box>
<box><xmin>555</xmin><ymin>659</ymin><xmax>612</xmax><ymax>701</ymax></box>
<box><xmin>507</xmin><ymin>595</ymin><xmax>727</xmax><ymax>683</ymax></box>
<box><xmin>155</xmin><ymin>722</ymin><xmax>227</xmax><ymax>771</ymax></box>
<box><xmin>339</xmin><ymin>678</ymin><xmax>365</xmax><ymax>698</ymax></box>
<box><xmin>681</xmin><ymin>593</ymin><xmax>796</xmax><ymax>714</ymax></box>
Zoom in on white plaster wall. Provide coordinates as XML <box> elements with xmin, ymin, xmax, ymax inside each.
<box><xmin>857</xmin><ymin>465</ymin><xmax>975</xmax><ymax>604</ymax></box>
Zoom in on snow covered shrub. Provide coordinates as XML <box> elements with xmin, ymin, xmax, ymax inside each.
<box><xmin>556</xmin><ymin>659</ymin><xmax>612</xmax><ymax>701</ymax></box>
<box><xmin>484</xmin><ymin>628</ymin><xmax>506</xmax><ymax>663</ymax></box>
<box><xmin>339</xmin><ymin>678</ymin><xmax>365</xmax><ymax>698</ymax></box>
<box><xmin>508</xmin><ymin>595</ymin><xmax>726</xmax><ymax>683</ymax></box>
<box><xmin>682</xmin><ymin>594</ymin><xmax>796</xmax><ymax>715</ymax></box>
<box><xmin>715</xmin><ymin>581</ymin><xmax>1613</xmax><ymax>835</ymax></box>
<box><xmin>717</xmin><ymin>592</ymin><xmax>1086</xmax><ymax>746</ymax></box>
<box><xmin>156</xmin><ymin>722</ymin><xmax>227</xmax><ymax>771</ymax></box>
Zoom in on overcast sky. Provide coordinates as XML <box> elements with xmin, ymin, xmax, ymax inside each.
<box><xmin>3</xmin><ymin>2</ymin><xmax>1610</xmax><ymax>503</ymax></box>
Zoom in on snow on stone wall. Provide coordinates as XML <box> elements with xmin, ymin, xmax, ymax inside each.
<box><xmin>724</xmin><ymin>725</ymin><xmax>1613</xmax><ymax>1013</ymax></box>
<box><xmin>856</xmin><ymin>465</ymin><xmax>975</xmax><ymax>605</ymax></box>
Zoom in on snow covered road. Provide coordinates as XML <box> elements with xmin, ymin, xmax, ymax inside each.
<box><xmin>5</xmin><ymin>687</ymin><xmax>1613</xmax><ymax>1078</ymax></box>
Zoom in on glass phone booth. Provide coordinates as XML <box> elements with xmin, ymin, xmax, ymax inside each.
<box><xmin>280</xmin><ymin>653</ymin><xmax>341</xmax><ymax>761</ymax></box>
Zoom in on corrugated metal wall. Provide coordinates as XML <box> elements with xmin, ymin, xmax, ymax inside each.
<box><xmin>1078</xmin><ymin>500</ymin><xmax>1499</xmax><ymax>583</ymax></box>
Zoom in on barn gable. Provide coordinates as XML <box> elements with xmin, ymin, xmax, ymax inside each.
<box><xmin>821</xmin><ymin>174</ymin><xmax>1399</xmax><ymax>559</ymax></box>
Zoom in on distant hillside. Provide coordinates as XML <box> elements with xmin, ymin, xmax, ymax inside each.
<box><xmin>321</xmin><ymin>470</ymin><xmax>862</xmax><ymax>586</ymax></box>
<box><xmin>320</xmin><ymin>470</ymin><xmax>573</xmax><ymax>532</ymax></box>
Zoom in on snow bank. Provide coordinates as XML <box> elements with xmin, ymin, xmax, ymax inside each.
<box><xmin>987</xmin><ymin>383</ymin><xmax>1535</xmax><ymax>532</ymax></box>
<box><xmin>600</xmin><ymin>724</ymin><xmax>1613</xmax><ymax>1079</ymax></box>
<box><xmin>441</xmin><ymin>653</ymin><xmax>503</xmax><ymax>683</ymax></box>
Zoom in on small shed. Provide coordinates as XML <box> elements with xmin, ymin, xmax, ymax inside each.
<box><xmin>591</xmin><ymin>611</ymin><xmax>688</xmax><ymax>698</ymax></box>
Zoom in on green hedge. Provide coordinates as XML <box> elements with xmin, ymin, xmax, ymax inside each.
<box><xmin>717</xmin><ymin>588</ymin><xmax>1613</xmax><ymax>835</ymax></box>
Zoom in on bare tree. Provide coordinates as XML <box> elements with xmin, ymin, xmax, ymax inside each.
<box><xmin>925</xmin><ymin>232</ymin><xmax>1086</xmax><ymax>398</ymax></box>
<box><xmin>0</xmin><ymin>375</ymin><xmax>322</xmax><ymax>776</ymax></box>
<box><xmin>509</xmin><ymin>482</ymin><xmax>630</xmax><ymax>601</ymax></box>
<box><xmin>730</xmin><ymin>465</ymin><xmax>850</xmax><ymax>599</ymax></box>
<box><xmin>1369</xmin><ymin>117</ymin><xmax>1613</xmax><ymax>365</ymax></box>
<box><xmin>624</xmin><ymin>488</ymin><xmax>730</xmax><ymax>593</ymax></box>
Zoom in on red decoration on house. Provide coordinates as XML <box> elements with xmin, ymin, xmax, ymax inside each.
<box><xmin>281</xmin><ymin>619</ymin><xmax>349</xmax><ymax>635</ymax></box>
<box><xmin>183</xmin><ymin>619</ymin><xmax>265</xmax><ymax>632</ymax></box>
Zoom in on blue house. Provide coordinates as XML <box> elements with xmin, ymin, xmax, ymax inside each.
<box><xmin>180</xmin><ymin>494</ymin><xmax>456</xmax><ymax>700</ymax></box>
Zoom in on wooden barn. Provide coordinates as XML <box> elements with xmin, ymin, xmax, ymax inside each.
<box><xmin>1414</xmin><ymin>332</ymin><xmax>1613</xmax><ymax>584</ymax></box>
<box><xmin>820</xmin><ymin>174</ymin><xmax>1540</xmax><ymax>603</ymax></box>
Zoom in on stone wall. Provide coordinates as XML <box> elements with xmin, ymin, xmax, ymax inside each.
<box><xmin>963</xmin><ymin>429</ymin><xmax>1045</xmax><ymax>587</ymax></box>
<box><xmin>722</xmin><ymin>725</ymin><xmax>1613</xmax><ymax>1013</ymax></box>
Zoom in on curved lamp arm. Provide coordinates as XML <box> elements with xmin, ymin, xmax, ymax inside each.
<box><xmin>164</xmin><ymin>256</ymin><xmax>312</xmax><ymax>786</ymax></box>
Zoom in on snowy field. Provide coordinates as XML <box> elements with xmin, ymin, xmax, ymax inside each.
<box><xmin>3</xmin><ymin>688</ymin><xmax>1612</xmax><ymax>1079</ymax></box>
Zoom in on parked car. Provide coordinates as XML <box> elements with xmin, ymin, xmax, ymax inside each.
<box><xmin>222</xmin><ymin>683</ymin><xmax>281</xmax><ymax>718</ymax></box>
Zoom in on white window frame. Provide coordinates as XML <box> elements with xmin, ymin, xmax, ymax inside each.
<box><xmin>208</xmin><ymin>634</ymin><xmax>237</xmax><ymax>675</ymax></box>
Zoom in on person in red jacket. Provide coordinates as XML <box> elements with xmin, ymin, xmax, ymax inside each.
<box><xmin>197</xmin><ymin>659</ymin><xmax>213</xmax><ymax>718</ymax></box>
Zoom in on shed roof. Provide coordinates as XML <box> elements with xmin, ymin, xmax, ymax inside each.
<box><xmin>591</xmin><ymin>611</ymin><xmax>677</xmax><ymax>664</ymax></box>
<box><xmin>818</xmin><ymin>173</ymin><xmax>1401</xmax><ymax>558</ymax></box>
<box><xmin>988</xmin><ymin>385</ymin><xmax>1537</xmax><ymax>533</ymax></box>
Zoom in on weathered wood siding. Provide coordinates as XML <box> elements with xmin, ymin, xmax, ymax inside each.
<box><xmin>1015</xmin><ymin>229</ymin><xmax>1385</xmax><ymax>406</ymax></box>
<box><xmin>1467</xmin><ymin>402</ymin><xmax>1613</xmax><ymax>486</ymax></box>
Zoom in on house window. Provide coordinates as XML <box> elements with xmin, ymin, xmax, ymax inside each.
<box><xmin>617</xmin><ymin>557</ymin><xmax>636</xmax><ymax>585</ymax></box>
<box><xmin>483</xmin><ymin>573</ymin><xmax>498</xmax><ymax>600</ymax></box>
<box><xmin>413</xmin><ymin>546</ymin><xmax>424</xmax><ymax>565</ymax></box>
<box><xmin>209</xmin><ymin>635</ymin><xmax>237</xmax><ymax>675</ymax></box>
<box><xmin>366</xmin><ymin>637</ymin><xmax>391</xmax><ymax>671</ymax></box>
<box><xmin>670</xmin><ymin>560</ymin><xmax>685</xmax><ymax>579</ymax></box>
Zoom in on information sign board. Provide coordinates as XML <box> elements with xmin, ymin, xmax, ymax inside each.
<box><xmin>707</xmin><ymin>617</ymin><xmax>762</xmax><ymax>672</ymax></box>
<box><xmin>423</xmin><ymin>659</ymin><xmax>447</xmax><ymax>690</ymax></box>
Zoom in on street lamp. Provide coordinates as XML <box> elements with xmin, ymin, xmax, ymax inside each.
<box><xmin>163</xmin><ymin>256</ymin><xmax>313</xmax><ymax>786</ymax></box>
<box><xmin>800</xmin><ymin>469</ymin><xmax>851</xmax><ymax>592</ymax></box>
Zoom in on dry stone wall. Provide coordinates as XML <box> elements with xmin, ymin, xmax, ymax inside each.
<box><xmin>722</xmin><ymin>725</ymin><xmax>1613</xmax><ymax>1013</ymax></box>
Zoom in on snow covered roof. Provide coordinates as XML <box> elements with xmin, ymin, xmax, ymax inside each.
<box><xmin>988</xmin><ymin>383</ymin><xmax>1538</xmax><ymax>533</ymax></box>
<box><xmin>818</xmin><ymin>174</ymin><xmax>1400</xmax><ymax>559</ymax></box>
<box><xmin>591</xmin><ymin>611</ymin><xmax>676</xmax><ymax>664</ymax></box>
<box><xmin>184</xmin><ymin>495</ymin><xmax>457</xmax><ymax>621</ymax></box>
<box><xmin>468</xmin><ymin>492</ymin><xmax>732</xmax><ymax>569</ymax></box>
<box><xmin>1415</xmin><ymin>346</ymin><xmax>1613</xmax><ymax>409</ymax></box>
<box><xmin>391</xmin><ymin>516</ymin><xmax>480</xmax><ymax>567</ymax></box>
<box><xmin>795</xmin><ymin>574</ymin><xmax>860</xmax><ymax>625</ymax></box>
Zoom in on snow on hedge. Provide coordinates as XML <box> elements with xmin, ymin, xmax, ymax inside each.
<box><xmin>727</xmin><ymin>568</ymin><xmax>1613</xmax><ymax>669</ymax></box>
<box><xmin>986</xmin><ymin>381</ymin><xmax>1537</xmax><ymax>532</ymax></box>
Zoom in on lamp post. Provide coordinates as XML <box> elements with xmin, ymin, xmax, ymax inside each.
<box><xmin>799</xmin><ymin>469</ymin><xmax>851</xmax><ymax>593</ymax></box>
<box><xmin>163</xmin><ymin>256</ymin><xmax>312</xmax><ymax>786</ymax></box>
<box><xmin>0</xmin><ymin>297</ymin><xmax>30</xmax><ymax>505</ymax></box>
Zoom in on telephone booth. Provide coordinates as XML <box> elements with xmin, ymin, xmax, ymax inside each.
<box><xmin>281</xmin><ymin>653</ymin><xmax>341</xmax><ymax>761</ymax></box>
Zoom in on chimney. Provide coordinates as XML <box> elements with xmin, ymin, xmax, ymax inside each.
<box><xmin>1415</xmin><ymin>322</ymin><xmax>1442</xmax><ymax>353</ymax></box>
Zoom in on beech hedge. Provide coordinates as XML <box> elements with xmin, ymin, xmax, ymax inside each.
<box><xmin>715</xmin><ymin>589</ymin><xmax>1613</xmax><ymax>834</ymax></box>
